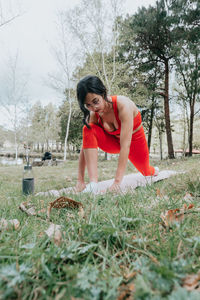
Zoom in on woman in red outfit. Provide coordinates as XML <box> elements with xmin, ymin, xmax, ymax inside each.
<box><xmin>75</xmin><ymin>75</ymin><xmax>158</xmax><ymax>193</ymax></box>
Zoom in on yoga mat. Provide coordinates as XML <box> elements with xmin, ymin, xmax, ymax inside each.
<box><xmin>36</xmin><ymin>170</ymin><xmax>178</xmax><ymax>197</ymax></box>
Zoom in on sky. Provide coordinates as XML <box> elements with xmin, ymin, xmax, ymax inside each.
<box><xmin>0</xmin><ymin>0</ymin><xmax>157</xmax><ymax>128</ymax></box>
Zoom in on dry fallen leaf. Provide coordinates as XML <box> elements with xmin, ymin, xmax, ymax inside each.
<box><xmin>182</xmin><ymin>271</ymin><xmax>200</xmax><ymax>291</ymax></box>
<box><xmin>183</xmin><ymin>192</ymin><xmax>194</xmax><ymax>202</ymax></box>
<box><xmin>45</xmin><ymin>223</ymin><xmax>62</xmax><ymax>246</ymax></box>
<box><xmin>156</xmin><ymin>188</ymin><xmax>164</xmax><ymax>197</ymax></box>
<box><xmin>119</xmin><ymin>264</ymin><xmax>138</xmax><ymax>281</ymax></box>
<box><xmin>66</xmin><ymin>176</ymin><xmax>72</xmax><ymax>182</ymax></box>
<box><xmin>9</xmin><ymin>219</ymin><xmax>20</xmax><ymax>230</ymax></box>
<box><xmin>78</xmin><ymin>207</ymin><xmax>85</xmax><ymax>218</ymax></box>
<box><xmin>187</xmin><ymin>203</ymin><xmax>194</xmax><ymax>210</ymax></box>
<box><xmin>160</xmin><ymin>203</ymin><xmax>195</xmax><ymax>227</ymax></box>
<box><xmin>124</xmin><ymin>271</ymin><xmax>137</xmax><ymax>281</ymax></box>
<box><xmin>19</xmin><ymin>202</ymin><xmax>37</xmax><ymax>216</ymax></box>
<box><xmin>0</xmin><ymin>218</ymin><xmax>8</xmax><ymax>230</ymax></box>
<box><xmin>47</xmin><ymin>196</ymin><xmax>84</xmax><ymax>219</ymax></box>
<box><xmin>37</xmin><ymin>208</ymin><xmax>47</xmax><ymax>214</ymax></box>
<box><xmin>0</xmin><ymin>218</ymin><xmax>20</xmax><ymax>230</ymax></box>
<box><xmin>149</xmin><ymin>254</ymin><xmax>159</xmax><ymax>265</ymax></box>
<box><xmin>117</xmin><ymin>282</ymin><xmax>135</xmax><ymax>300</ymax></box>
<box><xmin>160</xmin><ymin>209</ymin><xmax>184</xmax><ymax>227</ymax></box>
<box><xmin>38</xmin><ymin>231</ymin><xmax>45</xmax><ymax>238</ymax></box>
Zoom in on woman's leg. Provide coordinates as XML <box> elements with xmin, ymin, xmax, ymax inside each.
<box><xmin>128</xmin><ymin>127</ymin><xmax>156</xmax><ymax>176</ymax></box>
<box><xmin>82</xmin><ymin>124</ymin><xmax>120</xmax><ymax>182</ymax></box>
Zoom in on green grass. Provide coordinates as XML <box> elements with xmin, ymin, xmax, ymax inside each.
<box><xmin>0</xmin><ymin>156</ymin><xmax>200</xmax><ymax>299</ymax></box>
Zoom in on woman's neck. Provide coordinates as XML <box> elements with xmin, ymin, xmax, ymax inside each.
<box><xmin>101</xmin><ymin>96</ymin><xmax>113</xmax><ymax>114</ymax></box>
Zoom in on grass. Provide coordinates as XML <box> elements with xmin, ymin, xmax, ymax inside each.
<box><xmin>0</xmin><ymin>156</ymin><xmax>200</xmax><ymax>299</ymax></box>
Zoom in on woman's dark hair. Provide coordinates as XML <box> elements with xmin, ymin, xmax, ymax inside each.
<box><xmin>76</xmin><ymin>75</ymin><xmax>108</xmax><ymax>128</ymax></box>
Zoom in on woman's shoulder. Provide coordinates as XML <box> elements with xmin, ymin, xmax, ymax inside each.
<box><xmin>115</xmin><ymin>95</ymin><xmax>138</xmax><ymax>115</ymax></box>
<box><xmin>116</xmin><ymin>95</ymin><xmax>131</xmax><ymax>101</ymax></box>
<box><xmin>116</xmin><ymin>95</ymin><xmax>135</xmax><ymax>107</ymax></box>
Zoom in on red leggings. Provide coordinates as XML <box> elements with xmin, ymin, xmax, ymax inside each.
<box><xmin>82</xmin><ymin>123</ymin><xmax>155</xmax><ymax>176</ymax></box>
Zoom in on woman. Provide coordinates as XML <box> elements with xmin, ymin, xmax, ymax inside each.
<box><xmin>75</xmin><ymin>75</ymin><xmax>158</xmax><ymax>193</ymax></box>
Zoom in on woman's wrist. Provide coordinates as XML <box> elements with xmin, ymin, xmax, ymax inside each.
<box><xmin>114</xmin><ymin>179</ymin><xmax>121</xmax><ymax>185</ymax></box>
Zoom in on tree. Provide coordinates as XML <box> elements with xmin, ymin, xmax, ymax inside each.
<box><xmin>117</xmin><ymin>11</ymin><xmax>167</xmax><ymax>151</ymax></box>
<box><xmin>0</xmin><ymin>126</ymin><xmax>8</xmax><ymax>148</ymax></box>
<box><xmin>18</xmin><ymin>102</ymin><xmax>32</xmax><ymax>151</ymax></box>
<box><xmin>58</xmin><ymin>99</ymin><xmax>83</xmax><ymax>151</ymax></box>
<box><xmin>0</xmin><ymin>0</ymin><xmax>21</xmax><ymax>28</ymax></box>
<box><xmin>0</xmin><ymin>126</ymin><xmax>14</xmax><ymax>150</ymax></box>
<box><xmin>172</xmin><ymin>0</ymin><xmax>200</xmax><ymax>156</ymax></box>
<box><xmin>136</xmin><ymin>63</ymin><xmax>164</xmax><ymax>150</ymax></box>
<box><xmin>154</xmin><ymin>106</ymin><xmax>166</xmax><ymax>160</ymax></box>
<box><xmin>29</xmin><ymin>102</ymin><xmax>60</xmax><ymax>152</ymax></box>
<box><xmin>0</xmin><ymin>53</ymin><xmax>29</xmax><ymax>161</ymax></box>
<box><xmin>49</xmin><ymin>11</ymin><xmax>79</xmax><ymax>160</ymax></box>
<box><xmin>118</xmin><ymin>0</ymin><xmax>185</xmax><ymax>158</ymax></box>
<box><xmin>67</xmin><ymin>0</ymin><xmax>123</xmax><ymax>93</ymax></box>
<box><xmin>29</xmin><ymin>102</ymin><xmax>45</xmax><ymax>152</ymax></box>
<box><xmin>117</xmin><ymin>13</ymin><xmax>165</xmax><ymax>151</ymax></box>
<box><xmin>43</xmin><ymin>103</ymin><xmax>60</xmax><ymax>151</ymax></box>
<box><xmin>172</xmin><ymin>81</ymin><xmax>190</xmax><ymax>155</ymax></box>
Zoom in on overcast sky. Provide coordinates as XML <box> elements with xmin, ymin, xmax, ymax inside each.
<box><xmin>0</xmin><ymin>0</ymin><xmax>156</xmax><ymax>128</ymax></box>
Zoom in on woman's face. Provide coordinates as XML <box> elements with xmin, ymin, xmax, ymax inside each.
<box><xmin>84</xmin><ymin>93</ymin><xmax>105</xmax><ymax>113</ymax></box>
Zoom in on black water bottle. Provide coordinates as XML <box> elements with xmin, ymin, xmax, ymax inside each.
<box><xmin>22</xmin><ymin>165</ymin><xmax>34</xmax><ymax>195</ymax></box>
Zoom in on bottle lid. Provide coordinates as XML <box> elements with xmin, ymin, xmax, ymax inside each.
<box><xmin>24</xmin><ymin>165</ymin><xmax>32</xmax><ymax>170</ymax></box>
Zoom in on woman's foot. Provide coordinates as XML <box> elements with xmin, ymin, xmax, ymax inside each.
<box><xmin>144</xmin><ymin>167</ymin><xmax>159</xmax><ymax>178</ymax></box>
<box><xmin>154</xmin><ymin>166</ymin><xmax>159</xmax><ymax>176</ymax></box>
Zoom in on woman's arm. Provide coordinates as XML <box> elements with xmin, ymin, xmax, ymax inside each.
<box><xmin>75</xmin><ymin>148</ymin><xmax>86</xmax><ymax>192</ymax></box>
<box><xmin>75</xmin><ymin>111</ymin><xmax>98</xmax><ymax>192</ymax></box>
<box><xmin>110</xmin><ymin>97</ymin><xmax>134</xmax><ymax>191</ymax></box>
<box><xmin>77</xmin><ymin>148</ymin><xmax>86</xmax><ymax>182</ymax></box>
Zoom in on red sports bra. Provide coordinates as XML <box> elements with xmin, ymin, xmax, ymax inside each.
<box><xmin>95</xmin><ymin>95</ymin><xmax>142</xmax><ymax>136</ymax></box>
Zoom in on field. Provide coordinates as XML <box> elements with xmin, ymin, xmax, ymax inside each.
<box><xmin>0</xmin><ymin>156</ymin><xmax>200</xmax><ymax>299</ymax></box>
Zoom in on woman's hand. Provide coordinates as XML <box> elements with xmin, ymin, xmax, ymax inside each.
<box><xmin>108</xmin><ymin>182</ymin><xmax>121</xmax><ymax>193</ymax></box>
<box><xmin>74</xmin><ymin>181</ymin><xmax>86</xmax><ymax>192</ymax></box>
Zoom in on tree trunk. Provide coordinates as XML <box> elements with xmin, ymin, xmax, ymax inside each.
<box><xmin>159</xmin><ymin>130</ymin><xmax>163</xmax><ymax>160</ymax></box>
<box><xmin>46</xmin><ymin>140</ymin><xmax>49</xmax><ymax>151</ymax></box>
<box><xmin>188</xmin><ymin>101</ymin><xmax>195</xmax><ymax>156</ymax></box>
<box><xmin>14</xmin><ymin>131</ymin><xmax>18</xmax><ymax>162</ymax></box>
<box><xmin>182</xmin><ymin>104</ymin><xmax>187</xmax><ymax>156</ymax></box>
<box><xmin>147</xmin><ymin>103</ymin><xmax>155</xmax><ymax>150</ymax></box>
<box><xmin>182</xmin><ymin>116</ymin><xmax>186</xmax><ymax>156</ymax></box>
<box><xmin>164</xmin><ymin>59</ymin><xmax>174</xmax><ymax>159</ymax></box>
<box><xmin>67</xmin><ymin>144</ymin><xmax>71</xmax><ymax>159</ymax></box>
<box><xmin>64</xmin><ymin>89</ymin><xmax>72</xmax><ymax>161</ymax></box>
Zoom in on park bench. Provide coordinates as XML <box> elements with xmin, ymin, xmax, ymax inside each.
<box><xmin>174</xmin><ymin>149</ymin><xmax>200</xmax><ymax>156</ymax></box>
